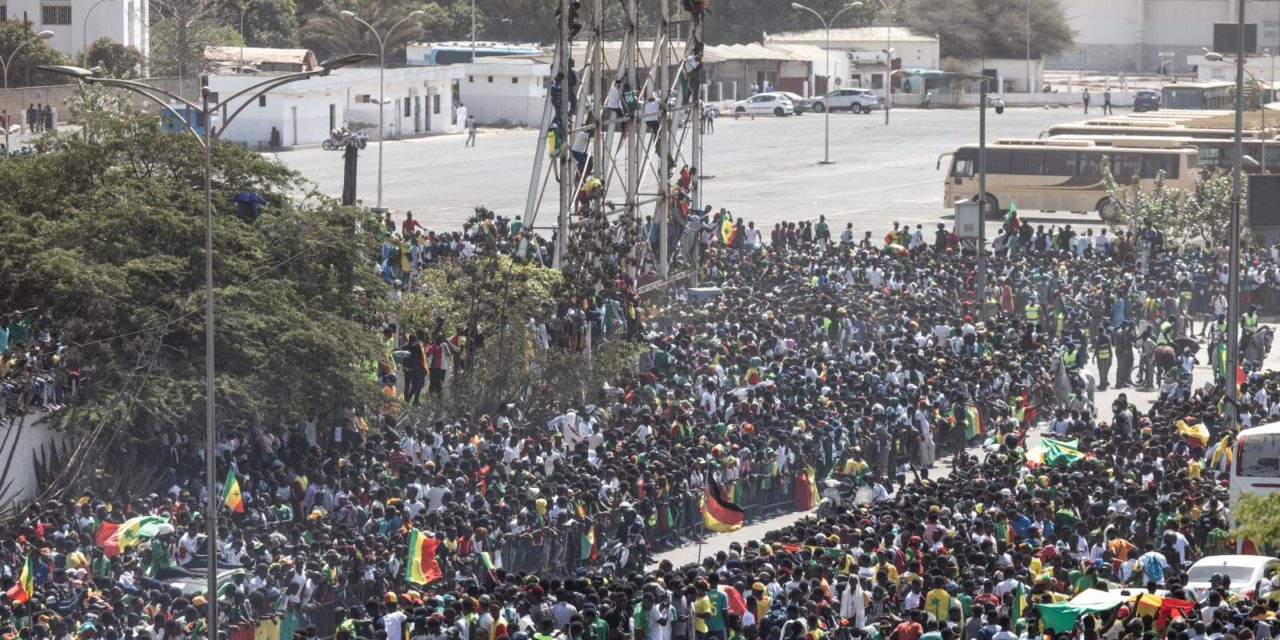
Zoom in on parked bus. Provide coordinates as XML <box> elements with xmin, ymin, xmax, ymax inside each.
<box><xmin>939</xmin><ymin>138</ymin><xmax>1200</xmax><ymax>221</ymax></box>
<box><xmin>1232</xmin><ymin>422</ymin><xmax>1280</xmax><ymax>553</ymax></box>
<box><xmin>1042</xmin><ymin>119</ymin><xmax>1261</xmax><ymax>140</ymax></box>
<box><xmin>1163</xmin><ymin>81</ymin><xmax>1235</xmax><ymax>109</ymax></box>
<box><xmin>1048</xmin><ymin>134</ymin><xmax>1274</xmax><ymax>173</ymax></box>
<box><xmin>423</xmin><ymin>44</ymin><xmax>542</xmax><ymax>65</ymax></box>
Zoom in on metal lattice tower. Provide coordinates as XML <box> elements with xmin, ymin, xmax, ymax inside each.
<box><xmin>519</xmin><ymin>0</ymin><xmax>706</xmax><ymax>291</ymax></box>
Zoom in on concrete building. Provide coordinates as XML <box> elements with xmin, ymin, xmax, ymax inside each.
<box><xmin>454</xmin><ymin>57</ymin><xmax>549</xmax><ymax>126</ymax></box>
<box><xmin>206</xmin><ymin>66</ymin><xmax>455</xmax><ymax>148</ymax></box>
<box><xmin>1</xmin><ymin>0</ymin><xmax>148</xmax><ymax>59</ymax></box>
<box><xmin>1049</xmin><ymin>0</ymin><xmax>1280</xmax><ymax>74</ymax></box>
<box><xmin>950</xmin><ymin>57</ymin><xmax>1046</xmax><ymax>93</ymax></box>
<box><xmin>764</xmin><ymin>27</ymin><xmax>941</xmax><ymax>70</ymax></box>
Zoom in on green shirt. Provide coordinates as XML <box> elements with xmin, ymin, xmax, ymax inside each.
<box><xmin>705</xmin><ymin>590</ymin><xmax>728</xmax><ymax>632</ymax></box>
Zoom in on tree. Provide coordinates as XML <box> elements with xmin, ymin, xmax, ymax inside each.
<box><xmin>300</xmin><ymin>0</ymin><xmax>447</xmax><ymax>62</ymax></box>
<box><xmin>0</xmin><ymin>112</ymin><xmax>384</xmax><ymax>444</ymax></box>
<box><xmin>901</xmin><ymin>0</ymin><xmax>1074</xmax><ymax>61</ymax></box>
<box><xmin>149</xmin><ymin>0</ymin><xmax>244</xmax><ymax>79</ymax></box>
<box><xmin>81</xmin><ymin>37</ymin><xmax>146</xmax><ymax>78</ymax></box>
<box><xmin>1233</xmin><ymin>491</ymin><xmax>1280</xmax><ymax>553</ymax></box>
<box><xmin>704</xmin><ymin>0</ymin><xmax>879</xmax><ymax>45</ymax></box>
<box><xmin>237</xmin><ymin>0</ymin><xmax>302</xmax><ymax>49</ymax></box>
<box><xmin>0</xmin><ymin>21</ymin><xmax>70</xmax><ymax>88</ymax></box>
<box><xmin>1102</xmin><ymin>159</ymin><xmax>1248</xmax><ymax>248</ymax></box>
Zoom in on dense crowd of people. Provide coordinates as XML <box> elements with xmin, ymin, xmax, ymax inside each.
<box><xmin>1</xmin><ymin>204</ymin><xmax>1279</xmax><ymax>640</ymax></box>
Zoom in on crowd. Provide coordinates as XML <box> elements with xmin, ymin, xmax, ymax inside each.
<box><xmin>1</xmin><ymin>203</ymin><xmax>1279</xmax><ymax>640</ymax></box>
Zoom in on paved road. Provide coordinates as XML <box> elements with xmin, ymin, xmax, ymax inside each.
<box><xmin>649</xmin><ymin>323</ymin><xmax>1280</xmax><ymax>568</ymax></box>
<box><xmin>272</xmin><ymin>107</ymin><xmax>1098</xmax><ymax>236</ymax></box>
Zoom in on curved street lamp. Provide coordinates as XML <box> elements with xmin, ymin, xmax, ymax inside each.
<box><xmin>791</xmin><ymin>1</ymin><xmax>861</xmax><ymax>165</ymax></box>
<box><xmin>341</xmin><ymin>9</ymin><xmax>425</xmax><ymax>213</ymax></box>
<box><xmin>82</xmin><ymin>0</ymin><xmax>114</xmax><ymax>56</ymax></box>
<box><xmin>1</xmin><ymin>30</ymin><xmax>54</xmax><ymax>90</ymax></box>
<box><xmin>40</xmin><ymin>51</ymin><xmax>372</xmax><ymax>640</ymax></box>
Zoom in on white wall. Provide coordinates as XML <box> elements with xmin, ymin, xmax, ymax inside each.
<box><xmin>456</xmin><ymin>60</ymin><xmax>550</xmax><ymax>126</ymax></box>
<box><xmin>209</xmin><ymin>67</ymin><xmax>457</xmax><ymax>147</ymax></box>
<box><xmin>952</xmin><ymin>58</ymin><xmax>1045</xmax><ymax>93</ymax></box>
<box><xmin>4</xmin><ymin>0</ymin><xmax>148</xmax><ymax>58</ymax></box>
<box><xmin>0</xmin><ymin>410</ymin><xmax>67</xmax><ymax>507</ymax></box>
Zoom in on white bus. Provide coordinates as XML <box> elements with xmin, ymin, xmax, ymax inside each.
<box><xmin>1232</xmin><ymin>422</ymin><xmax>1280</xmax><ymax>553</ymax></box>
<box><xmin>939</xmin><ymin>138</ymin><xmax>1200</xmax><ymax>221</ymax></box>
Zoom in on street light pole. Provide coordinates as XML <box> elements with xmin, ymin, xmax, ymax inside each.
<box><xmin>978</xmin><ymin>76</ymin><xmax>988</xmax><ymax>321</ymax></box>
<box><xmin>1228</xmin><ymin>0</ymin><xmax>1245</xmax><ymax>431</ymax></box>
<box><xmin>341</xmin><ymin>10</ymin><xmax>424</xmax><ymax>214</ymax></box>
<box><xmin>39</xmin><ymin>55</ymin><xmax>371</xmax><ymax>639</ymax></box>
<box><xmin>1</xmin><ymin>31</ymin><xmax>54</xmax><ymax>90</ymax></box>
<box><xmin>82</xmin><ymin>0</ymin><xmax>114</xmax><ymax>59</ymax></box>
<box><xmin>471</xmin><ymin>0</ymin><xmax>477</xmax><ymax>62</ymax></box>
<box><xmin>791</xmin><ymin>2</ymin><xmax>860</xmax><ymax>165</ymax></box>
<box><xmin>1025</xmin><ymin>0</ymin><xmax>1032</xmax><ymax>92</ymax></box>
<box><xmin>239</xmin><ymin>0</ymin><xmax>257</xmax><ymax>71</ymax></box>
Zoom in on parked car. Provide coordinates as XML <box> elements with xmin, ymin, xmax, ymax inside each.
<box><xmin>769</xmin><ymin>91</ymin><xmax>811</xmax><ymax>114</ymax></box>
<box><xmin>812</xmin><ymin>88</ymin><xmax>881</xmax><ymax>113</ymax></box>
<box><xmin>1185</xmin><ymin>555</ymin><xmax>1280</xmax><ymax>600</ymax></box>
<box><xmin>732</xmin><ymin>93</ymin><xmax>794</xmax><ymax>117</ymax></box>
<box><xmin>1134</xmin><ymin>89</ymin><xmax>1161</xmax><ymax>112</ymax></box>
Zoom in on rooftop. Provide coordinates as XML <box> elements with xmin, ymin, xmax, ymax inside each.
<box><xmin>765</xmin><ymin>27</ymin><xmax>938</xmax><ymax>45</ymax></box>
<box><xmin>205</xmin><ymin>46</ymin><xmax>318</xmax><ymax>71</ymax></box>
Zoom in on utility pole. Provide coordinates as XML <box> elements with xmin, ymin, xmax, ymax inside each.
<box><xmin>1225</xmin><ymin>0</ymin><xmax>1246</xmax><ymax>429</ymax></box>
<box><xmin>554</xmin><ymin>0</ymin><xmax>571</xmax><ymax>269</ymax></box>
<box><xmin>657</xmin><ymin>0</ymin><xmax>671</xmax><ymax>281</ymax></box>
<box><xmin>977</xmin><ymin>76</ymin><xmax>988</xmax><ymax>321</ymax></box>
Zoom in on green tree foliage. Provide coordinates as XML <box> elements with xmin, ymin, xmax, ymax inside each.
<box><xmin>1233</xmin><ymin>491</ymin><xmax>1280</xmax><ymax>552</ymax></box>
<box><xmin>149</xmin><ymin>0</ymin><xmax>244</xmax><ymax>79</ymax></box>
<box><xmin>80</xmin><ymin>37</ymin><xmax>146</xmax><ymax>78</ymax></box>
<box><xmin>705</xmin><ymin>0</ymin><xmax>879</xmax><ymax>46</ymax></box>
<box><xmin>0</xmin><ymin>112</ymin><xmax>383</xmax><ymax>439</ymax></box>
<box><xmin>237</xmin><ymin>0</ymin><xmax>302</xmax><ymax>48</ymax></box>
<box><xmin>902</xmin><ymin>0</ymin><xmax>1074</xmax><ymax>60</ymax></box>
<box><xmin>1103</xmin><ymin>159</ymin><xmax>1248</xmax><ymax>248</ymax></box>
<box><xmin>300</xmin><ymin>0</ymin><xmax>447</xmax><ymax>61</ymax></box>
<box><xmin>0</xmin><ymin>21</ymin><xmax>70</xmax><ymax>88</ymax></box>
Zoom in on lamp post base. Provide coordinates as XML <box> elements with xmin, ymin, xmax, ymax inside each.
<box><xmin>371</xmin><ymin>206</ymin><xmax>389</xmax><ymax>214</ymax></box>
<box><xmin>818</xmin><ymin>160</ymin><xmax>836</xmax><ymax>165</ymax></box>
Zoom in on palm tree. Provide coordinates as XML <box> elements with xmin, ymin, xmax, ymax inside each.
<box><xmin>301</xmin><ymin>0</ymin><xmax>438</xmax><ymax>62</ymax></box>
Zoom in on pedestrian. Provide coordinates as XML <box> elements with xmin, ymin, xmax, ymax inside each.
<box><xmin>1082</xmin><ymin>89</ymin><xmax>1091</xmax><ymax>114</ymax></box>
<box><xmin>465</xmin><ymin>114</ymin><xmax>477</xmax><ymax>147</ymax></box>
<box><xmin>644</xmin><ymin>95</ymin><xmax>660</xmax><ymax>140</ymax></box>
<box><xmin>1103</xmin><ymin>88</ymin><xmax>1113</xmax><ymax>115</ymax></box>
<box><xmin>26</xmin><ymin>103</ymin><xmax>36</xmax><ymax>134</ymax></box>
<box><xmin>1094</xmin><ymin>325</ymin><xmax>1112</xmax><ymax>391</ymax></box>
<box><xmin>455</xmin><ymin>102</ymin><xmax>468</xmax><ymax>131</ymax></box>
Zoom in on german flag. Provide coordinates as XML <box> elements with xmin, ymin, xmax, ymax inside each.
<box><xmin>703</xmin><ymin>478</ymin><xmax>745</xmax><ymax>532</ymax></box>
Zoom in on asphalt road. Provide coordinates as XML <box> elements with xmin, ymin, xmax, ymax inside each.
<box><xmin>271</xmin><ymin>106</ymin><xmax>1100</xmax><ymax>235</ymax></box>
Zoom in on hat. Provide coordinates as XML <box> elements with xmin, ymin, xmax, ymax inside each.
<box><xmin>384</xmin><ymin>592</ymin><xmax>398</xmax><ymax>604</ymax></box>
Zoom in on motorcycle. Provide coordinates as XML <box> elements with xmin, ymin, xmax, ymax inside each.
<box><xmin>322</xmin><ymin>127</ymin><xmax>369</xmax><ymax>151</ymax></box>
<box><xmin>600</xmin><ymin>539</ymin><xmax>632</xmax><ymax>575</ymax></box>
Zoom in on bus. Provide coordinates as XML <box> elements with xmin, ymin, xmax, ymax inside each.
<box><xmin>1163</xmin><ymin>81</ymin><xmax>1235</xmax><ymax>109</ymax></box>
<box><xmin>423</xmin><ymin>44</ymin><xmax>542</xmax><ymax>65</ymax></box>
<box><xmin>1042</xmin><ymin>119</ymin><xmax>1259</xmax><ymax>140</ymax></box>
<box><xmin>940</xmin><ymin>138</ymin><xmax>1200</xmax><ymax>221</ymax></box>
<box><xmin>1232</xmin><ymin>422</ymin><xmax>1280</xmax><ymax>553</ymax></box>
<box><xmin>1049</xmin><ymin>133</ymin><xmax>1276</xmax><ymax>174</ymax></box>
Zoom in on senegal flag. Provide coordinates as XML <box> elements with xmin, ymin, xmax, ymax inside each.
<box><xmin>580</xmin><ymin>525</ymin><xmax>598</xmax><ymax>561</ymax></box>
<box><xmin>222</xmin><ymin>469</ymin><xmax>244</xmax><ymax>513</ymax></box>
<box><xmin>1026</xmin><ymin>437</ymin><xmax>1086</xmax><ymax>467</ymax></box>
<box><xmin>703</xmin><ymin>478</ymin><xmax>745</xmax><ymax>532</ymax></box>
<box><xmin>404</xmin><ymin>528</ymin><xmax>443</xmax><ymax>585</ymax></box>
<box><xmin>1011</xmin><ymin>582</ymin><xmax>1028</xmax><ymax>622</ymax></box>
<box><xmin>719</xmin><ymin>211</ymin><xmax>736</xmax><ymax>245</ymax></box>
<box><xmin>5</xmin><ymin>556</ymin><xmax>33</xmax><ymax>603</ymax></box>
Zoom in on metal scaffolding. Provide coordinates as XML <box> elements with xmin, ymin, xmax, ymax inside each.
<box><xmin>519</xmin><ymin>0</ymin><xmax>707</xmax><ymax>292</ymax></box>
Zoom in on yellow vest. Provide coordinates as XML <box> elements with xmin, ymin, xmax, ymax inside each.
<box><xmin>1026</xmin><ymin>304</ymin><xmax>1040</xmax><ymax>322</ymax></box>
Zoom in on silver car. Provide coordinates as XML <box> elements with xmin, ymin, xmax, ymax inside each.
<box><xmin>812</xmin><ymin>88</ymin><xmax>881</xmax><ymax>113</ymax></box>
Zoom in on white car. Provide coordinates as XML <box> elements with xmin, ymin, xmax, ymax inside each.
<box><xmin>1185</xmin><ymin>555</ymin><xmax>1280</xmax><ymax>600</ymax></box>
<box><xmin>812</xmin><ymin>88</ymin><xmax>881</xmax><ymax>113</ymax></box>
<box><xmin>732</xmin><ymin>93</ymin><xmax>794</xmax><ymax>117</ymax></box>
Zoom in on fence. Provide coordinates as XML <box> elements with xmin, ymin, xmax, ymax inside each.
<box><xmin>0</xmin><ymin>77</ymin><xmax>201</xmax><ymax>130</ymax></box>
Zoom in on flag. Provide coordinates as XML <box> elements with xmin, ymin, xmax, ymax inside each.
<box><xmin>964</xmin><ymin>403</ymin><xmax>984</xmax><ymax>440</ymax></box>
<box><xmin>222</xmin><ymin>469</ymin><xmax>244</xmax><ymax>513</ymax></box>
<box><xmin>101</xmin><ymin>516</ymin><xmax>167</xmax><ymax>557</ymax></box>
<box><xmin>1011</xmin><ymin>583</ymin><xmax>1028</xmax><ymax>622</ymax></box>
<box><xmin>1134</xmin><ymin>593</ymin><xmax>1195</xmax><ymax>631</ymax></box>
<box><xmin>1175</xmin><ymin>419</ymin><xmax>1209</xmax><ymax>448</ymax></box>
<box><xmin>5</xmin><ymin>556</ymin><xmax>33</xmax><ymax>603</ymax></box>
<box><xmin>94</xmin><ymin>521</ymin><xmax>120</xmax><ymax>554</ymax></box>
<box><xmin>404</xmin><ymin>528</ymin><xmax>443</xmax><ymax>585</ymax></box>
<box><xmin>719</xmin><ymin>212</ymin><xmax>736</xmax><ymax>245</ymax></box>
<box><xmin>1004</xmin><ymin>200</ymin><xmax>1020</xmax><ymax>228</ymax></box>
<box><xmin>703</xmin><ymin>478</ymin><xmax>745</xmax><ymax>532</ymax></box>
<box><xmin>1037</xmin><ymin>600</ymin><xmax>1122</xmax><ymax>634</ymax></box>
<box><xmin>580</xmin><ymin>525</ymin><xmax>598</xmax><ymax>561</ymax></box>
<box><xmin>1026</xmin><ymin>438</ymin><xmax>1086</xmax><ymax>467</ymax></box>
<box><xmin>1217</xmin><ymin>343</ymin><xmax>1246</xmax><ymax>388</ymax></box>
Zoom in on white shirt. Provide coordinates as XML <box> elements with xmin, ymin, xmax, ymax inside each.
<box><xmin>455</xmin><ymin>105</ymin><xmax>468</xmax><ymax>127</ymax></box>
<box><xmin>605</xmin><ymin>85</ymin><xmax>622</xmax><ymax>109</ymax></box>
<box><xmin>383</xmin><ymin>611</ymin><xmax>409</xmax><ymax>640</ymax></box>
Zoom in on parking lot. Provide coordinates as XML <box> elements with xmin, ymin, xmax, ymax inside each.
<box><xmin>274</xmin><ymin>105</ymin><xmax>1103</xmax><ymax>234</ymax></box>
